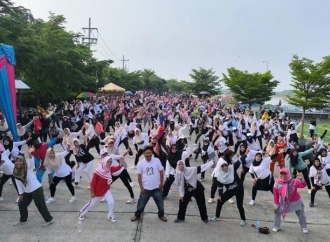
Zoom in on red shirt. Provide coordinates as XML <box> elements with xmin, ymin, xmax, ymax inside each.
<box><xmin>90</xmin><ymin>165</ymin><xmax>122</xmax><ymax>197</ymax></box>
<box><xmin>33</xmin><ymin>143</ymin><xmax>48</xmax><ymax>160</ymax></box>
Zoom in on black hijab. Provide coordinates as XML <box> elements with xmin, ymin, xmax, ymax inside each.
<box><xmin>290</xmin><ymin>149</ymin><xmax>299</xmax><ymax>167</ymax></box>
<box><xmin>168</xmin><ymin>145</ymin><xmax>182</xmax><ymax>169</ymax></box>
<box><xmin>3</xmin><ymin>136</ymin><xmax>13</xmax><ymax>151</ymax></box>
<box><xmin>252</xmin><ymin>152</ymin><xmax>263</xmax><ymax>166</ymax></box>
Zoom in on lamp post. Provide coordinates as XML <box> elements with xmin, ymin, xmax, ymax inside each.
<box><xmin>263</xmin><ymin>61</ymin><xmax>268</xmax><ymax>72</ymax></box>
<box><xmin>96</xmin><ymin>79</ymin><xmax>98</xmax><ymax>97</ymax></box>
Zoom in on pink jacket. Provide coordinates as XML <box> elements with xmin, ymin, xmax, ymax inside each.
<box><xmin>273</xmin><ymin>179</ymin><xmax>306</xmax><ymax>205</ymax></box>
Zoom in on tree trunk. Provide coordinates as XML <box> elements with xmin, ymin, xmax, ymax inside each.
<box><xmin>300</xmin><ymin>107</ymin><xmax>305</xmax><ymax>139</ymax></box>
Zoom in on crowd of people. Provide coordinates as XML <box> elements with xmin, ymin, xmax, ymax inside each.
<box><xmin>1</xmin><ymin>92</ymin><xmax>330</xmax><ymax>234</ymax></box>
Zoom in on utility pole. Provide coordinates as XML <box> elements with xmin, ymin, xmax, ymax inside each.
<box><xmin>82</xmin><ymin>18</ymin><xmax>98</xmax><ymax>50</ymax></box>
<box><xmin>121</xmin><ymin>55</ymin><xmax>129</xmax><ymax>71</ymax></box>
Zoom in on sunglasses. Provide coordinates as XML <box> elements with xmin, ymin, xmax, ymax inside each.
<box><xmin>221</xmin><ymin>164</ymin><xmax>228</xmax><ymax>168</ymax></box>
<box><xmin>280</xmin><ymin>172</ymin><xmax>287</xmax><ymax>175</ymax></box>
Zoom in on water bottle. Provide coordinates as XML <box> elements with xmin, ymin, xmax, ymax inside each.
<box><xmin>255</xmin><ymin>218</ymin><xmax>260</xmax><ymax>232</ymax></box>
<box><xmin>78</xmin><ymin>219</ymin><xmax>83</xmax><ymax>232</ymax></box>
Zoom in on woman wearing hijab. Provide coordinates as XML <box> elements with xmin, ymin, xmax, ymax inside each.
<box><xmin>0</xmin><ymin>149</ymin><xmax>19</xmax><ymax>202</ymax></box>
<box><xmin>285</xmin><ymin>147</ymin><xmax>315</xmax><ymax>193</ymax></box>
<box><xmin>44</xmin><ymin>144</ymin><xmax>76</xmax><ymax>204</ymax></box>
<box><xmin>273</xmin><ymin>168</ymin><xmax>308</xmax><ymax>233</ymax></box>
<box><xmin>83</xmin><ymin>123</ymin><xmax>101</xmax><ymax>158</ymax></box>
<box><xmin>72</xmin><ymin>138</ymin><xmax>95</xmax><ymax>187</ymax></box>
<box><xmin>308</xmin><ymin>157</ymin><xmax>330</xmax><ymax>207</ymax></box>
<box><xmin>173</xmin><ymin>159</ymin><xmax>215</xmax><ymax>223</ymax></box>
<box><xmin>248</xmin><ymin>148</ymin><xmax>281</xmax><ymax>206</ymax></box>
<box><xmin>132</xmin><ymin>128</ymin><xmax>149</xmax><ymax>169</ymax></box>
<box><xmin>163</xmin><ymin>144</ymin><xmax>182</xmax><ymax>199</ymax></box>
<box><xmin>13</xmin><ymin>147</ymin><xmax>54</xmax><ymax>227</ymax></box>
<box><xmin>79</xmin><ymin>155</ymin><xmax>125</xmax><ymax>222</ymax></box>
<box><xmin>267</xmin><ymin>139</ymin><xmax>286</xmax><ymax>175</ymax></box>
<box><xmin>63</xmin><ymin>127</ymin><xmax>83</xmax><ymax>165</ymax></box>
<box><xmin>114</xmin><ymin>121</ymin><xmax>133</xmax><ymax>157</ymax></box>
<box><xmin>3</xmin><ymin>136</ymin><xmax>31</xmax><ymax>160</ymax></box>
<box><xmin>48</xmin><ymin>121</ymin><xmax>64</xmax><ymax>148</ymax></box>
<box><xmin>209</xmin><ymin>157</ymin><xmax>246</xmax><ymax>226</ymax></box>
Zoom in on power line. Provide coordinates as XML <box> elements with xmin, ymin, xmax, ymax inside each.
<box><xmin>97</xmin><ymin>31</ymin><xmax>120</xmax><ymax>60</ymax></box>
<box><xmin>82</xmin><ymin>18</ymin><xmax>98</xmax><ymax>50</ymax></box>
<box><xmin>91</xmin><ymin>32</ymin><xmax>115</xmax><ymax>60</ymax></box>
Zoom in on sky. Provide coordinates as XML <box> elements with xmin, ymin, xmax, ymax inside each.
<box><xmin>12</xmin><ymin>0</ymin><xmax>330</xmax><ymax>91</ymax></box>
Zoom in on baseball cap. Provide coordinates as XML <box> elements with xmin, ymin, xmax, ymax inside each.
<box><xmin>100</xmin><ymin>149</ymin><xmax>108</xmax><ymax>156</ymax></box>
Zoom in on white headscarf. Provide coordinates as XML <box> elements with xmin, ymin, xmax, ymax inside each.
<box><xmin>216</xmin><ymin>158</ymin><xmax>234</xmax><ymax>184</ymax></box>
<box><xmin>44</xmin><ymin>148</ymin><xmax>63</xmax><ymax>171</ymax></box>
<box><xmin>175</xmin><ymin>160</ymin><xmax>198</xmax><ymax>197</ymax></box>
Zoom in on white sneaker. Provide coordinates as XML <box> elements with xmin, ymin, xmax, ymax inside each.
<box><xmin>83</xmin><ymin>168</ymin><xmax>87</xmax><ymax>172</ymax></box>
<box><xmin>46</xmin><ymin>197</ymin><xmax>55</xmax><ymax>204</ymax></box>
<box><xmin>308</xmin><ymin>189</ymin><xmax>311</xmax><ymax>194</ymax></box>
<box><xmin>41</xmin><ymin>218</ymin><xmax>54</xmax><ymax>227</ymax></box>
<box><xmin>107</xmin><ymin>216</ymin><xmax>117</xmax><ymax>222</ymax></box>
<box><xmin>208</xmin><ymin>198</ymin><xmax>213</xmax><ymax>204</ymax></box>
<box><xmin>9</xmin><ymin>181</ymin><xmax>13</xmax><ymax>185</ymax></box>
<box><xmin>100</xmin><ymin>198</ymin><xmax>106</xmax><ymax>203</ymax></box>
<box><xmin>0</xmin><ymin>197</ymin><xmax>3</xmax><ymax>201</ymax></box>
<box><xmin>228</xmin><ymin>198</ymin><xmax>234</xmax><ymax>204</ymax></box>
<box><xmin>249</xmin><ymin>200</ymin><xmax>255</xmax><ymax>206</ymax></box>
<box><xmin>129</xmin><ymin>155</ymin><xmax>134</xmax><ymax>158</ymax></box>
<box><xmin>130</xmin><ymin>182</ymin><xmax>134</xmax><ymax>187</ymax></box>
<box><xmin>13</xmin><ymin>221</ymin><xmax>27</xmax><ymax>226</ymax></box>
<box><xmin>69</xmin><ymin>196</ymin><xmax>76</xmax><ymax>203</ymax></box>
<box><xmin>272</xmin><ymin>227</ymin><xmax>280</xmax><ymax>232</ymax></box>
<box><xmin>78</xmin><ymin>215</ymin><xmax>84</xmax><ymax>220</ymax></box>
<box><xmin>194</xmin><ymin>143</ymin><xmax>198</xmax><ymax>146</ymax></box>
<box><xmin>131</xmin><ymin>165</ymin><xmax>137</xmax><ymax>169</ymax></box>
<box><xmin>302</xmin><ymin>228</ymin><xmax>308</xmax><ymax>234</ymax></box>
<box><xmin>98</xmin><ymin>155</ymin><xmax>101</xmax><ymax>159</ymax></box>
<box><xmin>15</xmin><ymin>197</ymin><xmax>19</xmax><ymax>203</ymax></box>
<box><xmin>126</xmin><ymin>198</ymin><xmax>136</xmax><ymax>204</ymax></box>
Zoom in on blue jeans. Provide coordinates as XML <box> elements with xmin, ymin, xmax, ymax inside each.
<box><xmin>135</xmin><ymin>188</ymin><xmax>164</xmax><ymax>218</ymax></box>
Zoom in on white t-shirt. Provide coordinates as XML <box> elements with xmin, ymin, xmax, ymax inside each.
<box><xmin>46</xmin><ymin>151</ymin><xmax>72</xmax><ymax>177</ymax></box>
<box><xmin>137</xmin><ymin>157</ymin><xmax>163</xmax><ymax>190</ymax></box>
<box><xmin>16</xmin><ymin>157</ymin><xmax>41</xmax><ymax>194</ymax></box>
<box><xmin>0</xmin><ymin>149</ymin><xmax>14</xmax><ymax>175</ymax></box>
<box><xmin>249</xmin><ymin>157</ymin><xmax>272</xmax><ymax>179</ymax></box>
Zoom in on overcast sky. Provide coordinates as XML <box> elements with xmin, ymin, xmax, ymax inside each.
<box><xmin>13</xmin><ymin>0</ymin><xmax>330</xmax><ymax>91</ymax></box>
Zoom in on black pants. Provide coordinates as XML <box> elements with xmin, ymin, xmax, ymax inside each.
<box><xmin>240</xmin><ymin>166</ymin><xmax>252</xmax><ymax>184</ymax></box>
<box><xmin>42</xmin><ymin>132</ymin><xmax>48</xmax><ymax>143</ymax></box>
<box><xmin>50</xmin><ymin>173</ymin><xmax>75</xmax><ymax>197</ymax></box>
<box><xmin>87</xmin><ymin>136</ymin><xmax>100</xmax><ymax>155</ymax></box>
<box><xmin>163</xmin><ymin>174</ymin><xmax>175</xmax><ymax>198</ymax></box>
<box><xmin>200</xmin><ymin>154</ymin><xmax>208</xmax><ymax>179</ymax></box>
<box><xmin>189</xmin><ymin>127</ymin><xmax>198</xmax><ymax>136</ymax></box>
<box><xmin>210</xmin><ymin>176</ymin><xmax>217</xmax><ymax>199</ymax></box>
<box><xmin>293</xmin><ymin>167</ymin><xmax>311</xmax><ymax>189</ymax></box>
<box><xmin>116</xmin><ymin>114</ymin><xmax>123</xmax><ymax>124</ymax></box>
<box><xmin>99</xmin><ymin>132</ymin><xmax>106</xmax><ymax>144</ymax></box>
<box><xmin>18</xmin><ymin>187</ymin><xmax>53</xmax><ymax>223</ymax></box>
<box><xmin>119</xmin><ymin>137</ymin><xmax>133</xmax><ymax>156</ymax></box>
<box><xmin>256</xmin><ymin>135</ymin><xmax>263</xmax><ymax>150</ymax></box>
<box><xmin>0</xmin><ymin>174</ymin><xmax>18</xmax><ymax>197</ymax></box>
<box><xmin>134</xmin><ymin>149</ymin><xmax>144</xmax><ymax>166</ymax></box>
<box><xmin>64</xmin><ymin>150</ymin><xmax>73</xmax><ymax>165</ymax></box>
<box><xmin>215</xmin><ymin>185</ymin><xmax>245</xmax><ymax>221</ymax></box>
<box><xmin>112</xmin><ymin>169</ymin><xmax>134</xmax><ymax>198</ymax></box>
<box><xmin>309</xmin><ymin>129</ymin><xmax>315</xmax><ymax>138</ymax></box>
<box><xmin>252</xmin><ymin>175</ymin><xmax>274</xmax><ymax>200</ymax></box>
<box><xmin>311</xmin><ymin>185</ymin><xmax>330</xmax><ymax>203</ymax></box>
<box><xmin>177</xmin><ymin>185</ymin><xmax>208</xmax><ymax>221</ymax></box>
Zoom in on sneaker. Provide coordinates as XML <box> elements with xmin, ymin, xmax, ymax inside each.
<box><xmin>228</xmin><ymin>198</ymin><xmax>234</xmax><ymax>204</ymax></box>
<box><xmin>129</xmin><ymin>155</ymin><xmax>134</xmax><ymax>158</ymax></box>
<box><xmin>41</xmin><ymin>218</ymin><xmax>54</xmax><ymax>227</ymax></box>
<box><xmin>83</xmin><ymin>168</ymin><xmax>87</xmax><ymax>172</ymax></box>
<box><xmin>0</xmin><ymin>197</ymin><xmax>3</xmax><ymax>201</ymax></box>
<box><xmin>203</xmin><ymin>218</ymin><xmax>209</xmax><ymax>223</ymax></box>
<box><xmin>249</xmin><ymin>200</ymin><xmax>255</xmax><ymax>206</ymax></box>
<box><xmin>240</xmin><ymin>220</ymin><xmax>246</xmax><ymax>226</ymax></box>
<box><xmin>13</xmin><ymin>221</ymin><xmax>27</xmax><ymax>226</ymax></box>
<box><xmin>272</xmin><ymin>227</ymin><xmax>280</xmax><ymax>232</ymax></box>
<box><xmin>200</xmin><ymin>178</ymin><xmax>204</xmax><ymax>182</ymax></box>
<box><xmin>309</xmin><ymin>202</ymin><xmax>314</xmax><ymax>207</ymax></box>
<box><xmin>303</xmin><ymin>228</ymin><xmax>308</xmax><ymax>234</ymax></box>
<box><xmin>69</xmin><ymin>196</ymin><xmax>76</xmax><ymax>203</ymax></box>
<box><xmin>209</xmin><ymin>216</ymin><xmax>220</xmax><ymax>222</ymax></box>
<box><xmin>131</xmin><ymin>165</ymin><xmax>137</xmax><ymax>169</ymax></box>
<box><xmin>100</xmin><ymin>198</ymin><xmax>106</xmax><ymax>203</ymax></box>
<box><xmin>194</xmin><ymin>143</ymin><xmax>198</xmax><ymax>146</ymax></box>
<box><xmin>97</xmin><ymin>155</ymin><xmax>101</xmax><ymax>159</ymax></box>
<box><xmin>308</xmin><ymin>189</ymin><xmax>311</xmax><ymax>194</ymax></box>
<box><xmin>107</xmin><ymin>217</ymin><xmax>117</xmax><ymax>222</ymax></box>
<box><xmin>46</xmin><ymin>197</ymin><xmax>55</xmax><ymax>204</ymax></box>
<box><xmin>208</xmin><ymin>198</ymin><xmax>214</xmax><ymax>204</ymax></box>
<box><xmin>131</xmin><ymin>216</ymin><xmax>140</xmax><ymax>222</ymax></box>
<box><xmin>130</xmin><ymin>182</ymin><xmax>134</xmax><ymax>187</ymax></box>
<box><xmin>126</xmin><ymin>198</ymin><xmax>136</xmax><ymax>204</ymax></box>
<box><xmin>78</xmin><ymin>215</ymin><xmax>84</xmax><ymax>220</ymax></box>
<box><xmin>9</xmin><ymin>181</ymin><xmax>13</xmax><ymax>185</ymax></box>
<box><xmin>174</xmin><ymin>218</ymin><xmax>183</xmax><ymax>223</ymax></box>
<box><xmin>15</xmin><ymin>197</ymin><xmax>19</xmax><ymax>203</ymax></box>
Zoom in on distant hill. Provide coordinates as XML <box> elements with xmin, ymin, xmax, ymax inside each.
<box><xmin>221</xmin><ymin>89</ymin><xmax>293</xmax><ymax>96</ymax></box>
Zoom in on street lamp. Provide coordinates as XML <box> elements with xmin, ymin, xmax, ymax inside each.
<box><xmin>263</xmin><ymin>61</ymin><xmax>268</xmax><ymax>72</ymax></box>
<box><xmin>96</xmin><ymin>79</ymin><xmax>99</xmax><ymax>95</ymax></box>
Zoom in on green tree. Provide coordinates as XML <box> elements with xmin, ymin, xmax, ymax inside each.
<box><xmin>166</xmin><ymin>79</ymin><xmax>188</xmax><ymax>93</ymax></box>
<box><xmin>286</xmin><ymin>55</ymin><xmax>330</xmax><ymax>138</ymax></box>
<box><xmin>222</xmin><ymin>68</ymin><xmax>279</xmax><ymax>109</ymax></box>
<box><xmin>188</xmin><ymin>68</ymin><xmax>221</xmax><ymax>96</ymax></box>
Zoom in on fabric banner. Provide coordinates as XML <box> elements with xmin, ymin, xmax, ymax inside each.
<box><xmin>0</xmin><ymin>43</ymin><xmax>18</xmax><ymax>141</ymax></box>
